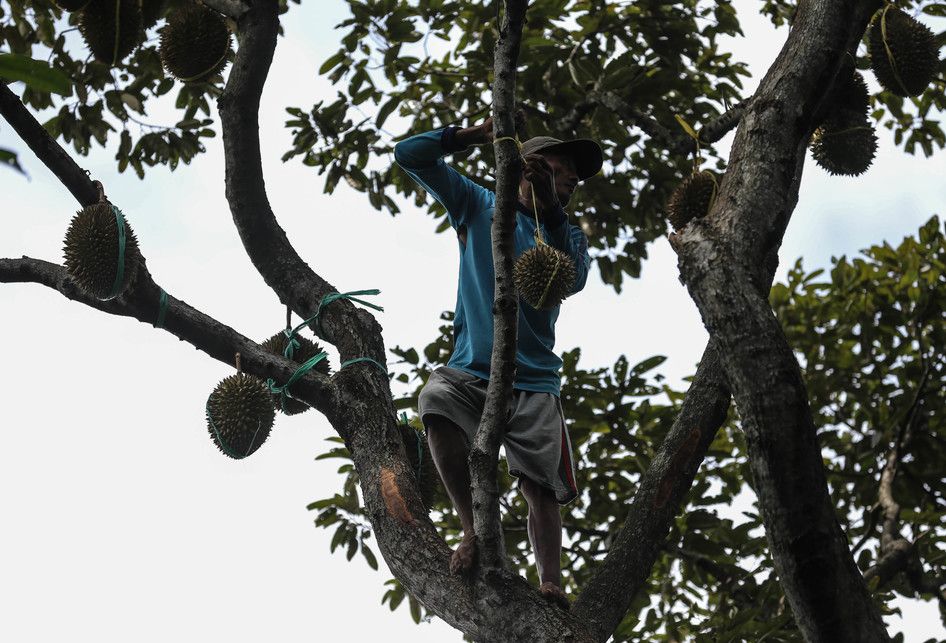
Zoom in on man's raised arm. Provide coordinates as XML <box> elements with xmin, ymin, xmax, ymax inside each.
<box><xmin>393</xmin><ymin>123</ymin><xmax>495</xmax><ymax>230</ymax></box>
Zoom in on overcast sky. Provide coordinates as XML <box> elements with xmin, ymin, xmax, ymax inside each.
<box><xmin>2</xmin><ymin>2</ymin><xmax>944</xmax><ymax>641</ymax></box>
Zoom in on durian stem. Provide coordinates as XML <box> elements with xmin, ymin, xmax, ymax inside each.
<box><xmin>94</xmin><ymin>179</ymin><xmax>106</xmax><ymax>203</ymax></box>
<box><xmin>286</xmin><ymin>304</ymin><xmax>292</xmax><ymax>331</ymax></box>
<box><xmin>235</xmin><ymin>352</ymin><xmax>242</xmax><ymax>374</ymax></box>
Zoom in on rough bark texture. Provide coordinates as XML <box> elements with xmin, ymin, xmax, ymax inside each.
<box><xmin>469</xmin><ymin>0</ymin><xmax>529</xmax><ymax>574</ymax></box>
<box><xmin>0</xmin><ymin>82</ymin><xmax>99</xmax><ymax>207</ymax></box>
<box><xmin>675</xmin><ymin>1</ymin><xmax>891</xmax><ymax>641</ymax></box>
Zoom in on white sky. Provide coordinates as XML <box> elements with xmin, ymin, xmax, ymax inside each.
<box><xmin>1</xmin><ymin>2</ymin><xmax>944</xmax><ymax>641</ymax></box>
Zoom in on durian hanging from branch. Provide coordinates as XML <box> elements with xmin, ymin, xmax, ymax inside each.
<box><xmin>260</xmin><ymin>325</ymin><xmax>331</xmax><ymax>416</ymax></box>
<box><xmin>206</xmin><ymin>353</ymin><xmax>276</xmax><ymax>460</ymax></box>
<box><xmin>63</xmin><ymin>200</ymin><xmax>140</xmax><ymax>300</ymax></box>
<box><xmin>159</xmin><ymin>2</ymin><xmax>233</xmax><ymax>83</ymax></box>
<box><xmin>868</xmin><ymin>5</ymin><xmax>940</xmax><ymax>98</ymax></box>
<box><xmin>78</xmin><ymin>0</ymin><xmax>144</xmax><ymax>66</ymax></box>
<box><xmin>665</xmin><ymin>114</ymin><xmax>719</xmax><ymax>231</ymax></box>
<box><xmin>513</xmin><ymin>181</ymin><xmax>576</xmax><ymax>311</ymax></box>
<box><xmin>810</xmin><ymin>67</ymin><xmax>878</xmax><ymax>177</ymax></box>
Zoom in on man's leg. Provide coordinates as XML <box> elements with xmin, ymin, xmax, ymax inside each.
<box><xmin>425</xmin><ymin>414</ymin><xmax>477</xmax><ymax>573</ymax></box>
<box><xmin>519</xmin><ymin>476</ymin><xmax>568</xmax><ymax>608</ymax></box>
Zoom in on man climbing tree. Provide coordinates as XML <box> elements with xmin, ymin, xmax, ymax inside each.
<box><xmin>394</xmin><ymin>116</ymin><xmax>603</xmax><ymax>607</ymax></box>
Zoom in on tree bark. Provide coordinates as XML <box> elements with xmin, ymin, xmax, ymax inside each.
<box><xmin>675</xmin><ymin>1</ymin><xmax>890</xmax><ymax>640</ymax></box>
<box><xmin>469</xmin><ymin>0</ymin><xmax>529</xmax><ymax>574</ymax></box>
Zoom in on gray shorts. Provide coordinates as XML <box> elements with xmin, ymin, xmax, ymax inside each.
<box><xmin>417</xmin><ymin>366</ymin><xmax>579</xmax><ymax>505</ymax></box>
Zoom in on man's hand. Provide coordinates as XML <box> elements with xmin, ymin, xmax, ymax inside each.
<box><xmin>454</xmin><ymin>109</ymin><xmax>526</xmax><ymax>147</ymax></box>
<box><xmin>522</xmin><ymin>153</ymin><xmax>560</xmax><ymax>217</ymax></box>
<box><xmin>455</xmin><ymin>117</ymin><xmax>494</xmax><ymax>147</ymax></box>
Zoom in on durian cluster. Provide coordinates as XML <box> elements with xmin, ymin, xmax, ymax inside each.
<box><xmin>514</xmin><ymin>242</ymin><xmax>577</xmax><ymax>310</ymax></box>
<box><xmin>811</xmin><ymin>6</ymin><xmax>939</xmax><ymax>177</ymax></box>
<box><xmin>63</xmin><ymin>202</ymin><xmax>140</xmax><ymax>300</ymax></box>
<box><xmin>666</xmin><ymin>170</ymin><xmax>718</xmax><ymax>231</ymax></box>
<box><xmin>810</xmin><ymin>68</ymin><xmax>877</xmax><ymax>177</ymax></box>
<box><xmin>59</xmin><ymin>0</ymin><xmax>232</xmax><ymax>83</ymax></box>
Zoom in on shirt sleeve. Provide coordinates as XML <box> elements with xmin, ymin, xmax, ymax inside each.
<box><xmin>545</xmin><ymin>213</ymin><xmax>592</xmax><ymax>295</ymax></box>
<box><xmin>393</xmin><ymin>127</ymin><xmax>494</xmax><ymax>229</ymax></box>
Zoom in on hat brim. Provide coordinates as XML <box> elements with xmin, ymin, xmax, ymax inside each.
<box><xmin>541</xmin><ymin>139</ymin><xmax>603</xmax><ymax>181</ymax></box>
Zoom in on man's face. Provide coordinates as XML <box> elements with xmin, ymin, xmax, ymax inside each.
<box><xmin>541</xmin><ymin>152</ymin><xmax>580</xmax><ymax>206</ymax></box>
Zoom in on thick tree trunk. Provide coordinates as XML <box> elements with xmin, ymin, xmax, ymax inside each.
<box><xmin>675</xmin><ymin>1</ymin><xmax>890</xmax><ymax>640</ymax></box>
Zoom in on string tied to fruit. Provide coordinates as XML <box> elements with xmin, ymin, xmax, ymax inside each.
<box><xmin>102</xmin><ymin>204</ymin><xmax>128</xmax><ymax>301</ymax></box>
<box><xmin>879</xmin><ymin>4</ymin><xmax>911</xmax><ymax>98</ymax></box>
<box><xmin>266</xmin><ymin>351</ymin><xmax>330</xmax><ymax>405</ymax></box>
<box><xmin>284</xmin><ymin>289</ymin><xmax>384</xmax><ymax>342</ymax></box>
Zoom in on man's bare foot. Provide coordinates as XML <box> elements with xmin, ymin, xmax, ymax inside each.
<box><xmin>450</xmin><ymin>535</ymin><xmax>477</xmax><ymax>574</ymax></box>
<box><xmin>539</xmin><ymin>582</ymin><xmax>569</xmax><ymax>609</ymax></box>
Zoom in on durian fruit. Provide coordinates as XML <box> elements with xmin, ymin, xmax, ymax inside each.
<box><xmin>63</xmin><ymin>203</ymin><xmax>140</xmax><ymax>300</ymax></box>
<box><xmin>810</xmin><ymin>114</ymin><xmax>878</xmax><ymax>177</ymax></box>
<box><xmin>260</xmin><ymin>331</ymin><xmax>331</xmax><ymax>415</ymax></box>
<box><xmin>868</xmin><ymin>5</ymin><xmax>939</xmax><ymax>97</ymax></box>
<box><xmin>159</xmin><ymin>3</ymin><xmax>232</xmax><ymax>83</ymax></box>
<box><xmin>514</xmin><ymin>243</ymin><xmax>577</xmax><ymax>310</ymax></box>
<box><xmin>78</xmin><ymin>0</ymin><xmax>144</xmax><ymax>66</ymax></box>
<box><xmin>54</xmin><ymin>0</ymin><xmax>92</xmax><ymax>11</ymax></box>
<box><xmin>666</xmin><ymin>170</ymin><xmax>718</xmax><ymax>231</ymax></box>
<box><xmin>399</xmin><ymin>422</ymin><xmax>439</xmax><ymax>510</ymax></box>
<box><xmin>206</xmin><ymin>373</ymin><xmax>276</xmax><ymax>459</ymax></box>
<box><xmin>832</xmin><ymin>68</ymin><xmax>870</xmax><ymax>117</ymax></box>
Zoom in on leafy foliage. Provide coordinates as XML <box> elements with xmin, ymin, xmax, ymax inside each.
<box><xmin>311</xmin><ymin>218</ymin><xmax>946</xmax><ymax>640</ymax></box>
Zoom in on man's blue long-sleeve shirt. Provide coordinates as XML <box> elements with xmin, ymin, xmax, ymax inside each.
<box><xmin>394</xmin><ymin>128</ymin><xmax>591</xmax><ymax>396</ymax></box>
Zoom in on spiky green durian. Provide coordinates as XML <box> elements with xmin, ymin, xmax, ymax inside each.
<box><xmin>55</xmin><ymin>0</ymin><xmax>91</xmax><ymax>11</ymax></box>
<box><xmin>832</xmin><ymin>68</ymin><xmax>870</xmax><ymax>117</ymax></box>
<box><xmin>63</xmin><ymin>203</ymin><xmax>140</xmax><ymax>300</ymax></box>
<box><xmin>811</xmin><ymin>114</ymin><xmax>878</xmax><ymax>177</ymax></box>
<box><xmin>260</xmin><ymin>331</ymin><xmax>331</xmax><ymax>416</ymax></box>
<box><xmin>206</xmin><ymin>373</ymin><xmax>276</xmax><ymax>459</ymax></box>
<box><xmin>159</xmin><ymin>3</ymin><xmax>232</xmax><ymax>83</ymax></box>
<box><xmin>78</xmin><ymin>0</ymin><xmax>144</xmax><ymax>65</ymax></box>
<box><xmin>514</xmin><ymin>243</ymin><xmax>577</xmax><ymax>310</ymax></box>
<box><xmin>399</xmin><ymin>423</ymin><xmax>439</xmax><ymax>510</ymax></box>
<box><xmin>868</xmin><ymin>5</ymin><xmax>939</xmax><ymax>97</ymax></box>
<box><xmin>666</xmin><ymin>170</ymin><xmax>718</xmax><ymax>231</ymax></box>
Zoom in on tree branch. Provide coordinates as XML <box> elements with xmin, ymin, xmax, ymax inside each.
<box><xmin>201</xmin><ymin>0</ymin><xmax>249</xmax><ymax>20</ymax></box>
<box><xmin>469</xmin><ymin>0</ymin><xmax>529</xmax><ymax>574</ymax></box>
<box><xmin>0</xmin><ymin>256</ymin><xmax>339</xmax><ymax>418</ymax></box>
<box><xmin>553</xmin><ymin>84</ymin><xmax>746</xmax><ymax>157</ymax></box>
<box><xmin>217</xmin><ymin>0</ymin><xmax>384</xmax><ymax>368</ymax></box>
<box><xmin>674</xmin><ymin>1</ymin><xmax>890</xmax><ymax>640</ymax></box>
<box><xmin>0</xmin><ymin>82</ymin><xmax>99</xmax><ymax>206</ymax></box>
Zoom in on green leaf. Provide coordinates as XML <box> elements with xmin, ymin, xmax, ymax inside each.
<box><xmin>0</xmin><ymin>54</ymin><xmax>72</xmax><ymax>95</ymax></box>
<box><xmin>0</xmin><ymin>148</ymin><xmax>26</xmax><ymax>175</ymax></box>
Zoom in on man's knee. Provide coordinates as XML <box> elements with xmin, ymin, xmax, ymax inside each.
<box><xmin>519</xmin><ymin>476</ymin><xmax>555</xmax><ymax>506</ymax></box>
<box><xmin>424</xmin><ymin>414</ymin><xmax>469</xmax><ymax>454</ymax></box>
